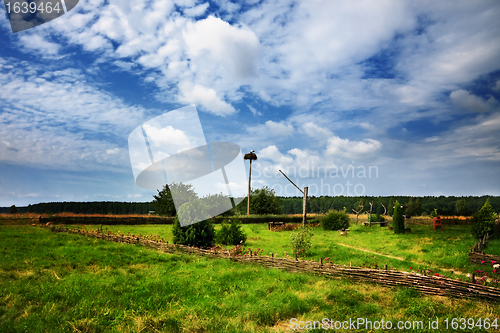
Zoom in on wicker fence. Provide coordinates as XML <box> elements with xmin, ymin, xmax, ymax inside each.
<box><xmin>469</xmin><ymin>234</ymin><xmax>500</xmax><ymax>265</ymax></box>
<box><xmin>47</xmin><ymin>226</ymin><xmax>500</xmax><ymax>302</ymax></box>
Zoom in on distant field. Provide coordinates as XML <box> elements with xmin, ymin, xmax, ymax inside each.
<box><xmin>2</xmin><ymin>225</ymin><xmax>500</xmax><ymax>333</ymax></box>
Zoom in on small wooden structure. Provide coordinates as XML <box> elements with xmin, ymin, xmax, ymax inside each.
<box><xmin>432</xmin><ymin>216</ymin><xmax>443</xmax><ymax>230</ymax></box>
<box><xmin>268</xmin><ymin>222</ymin><xmax>284</xmax><ymax>230</ymax></box>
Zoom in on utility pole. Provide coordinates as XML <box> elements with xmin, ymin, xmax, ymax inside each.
<box><xmin>244</xmin><ymin>150</ymin><xmax>257</xmax><ymax>215</ymax></box>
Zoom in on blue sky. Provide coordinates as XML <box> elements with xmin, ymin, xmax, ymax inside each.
<box><xmin>1</xmin><ymin>0</ymin><xmax>500</xmax><ymax>207</ymax></box>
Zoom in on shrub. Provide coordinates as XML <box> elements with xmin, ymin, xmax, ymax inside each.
<box><xmin>290</xmin><ymin>226</ymin><xmax>313</xmax><ymax>255</ymax></box>
<box><xmin>392</xmin><ymin>201</ymin><xmax>405</xmax><ymax>234</ymax></box>
<box><xmin>321</xmin><ymin>210</ymin><xmax>350</xmax><ymax>231</ymax></box>
<box><xmin>172</xmin><ymin>198</ymin><xmax>215</xmax><ymax>248</ymax></box>
<box><xmin>471</xmin><ymin>199</ymin><xmax>498</xmax><ymax>239</ymax></box>
<box><xmin>216</xmin><ymin>216</ymin><xmax>247</xmax><ymax>245</ymax></box>
<box><xmin>429</xmin><ymin>208</ymin><xmax>438</xmax><ymax>218</ymax></box>
<box><xmin>371</xmin><ymin>214</ymin><xmax>385</xmax><ymax>222</ymax></box>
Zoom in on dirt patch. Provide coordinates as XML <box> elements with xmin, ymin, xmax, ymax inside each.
<box><xmin>337</xmin><ymin>243</ymin><xmax>405</xmax><ymax>261</ymax></box>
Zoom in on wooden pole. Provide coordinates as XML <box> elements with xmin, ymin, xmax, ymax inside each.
<box><xmin>247</xmin><ymin>158</ymin><xmax>252</xmax><ymax>215</ymax></box>
<box><xmin>279</xmin><ymin>170</ymin><xmax>325</xmax><ymax>214</ymax></box>
<box><xmin>302</xmin><ymin>187</ymin><xmax>308</xmax><ymax>226</ymax></box>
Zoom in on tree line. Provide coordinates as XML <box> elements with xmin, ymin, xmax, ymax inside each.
<box><xmin>1</xmin><ymin>195</ymin><xmax>499</xmax><ymax>216</ymax></box>
<box><xmin>0</xmin><ymin>201</ymin><xmax>155</xmax><ymax>215</ymax></box>
<box><xmin>281</xmin><ymin>195</ymin><xmax>500</xmax><ymax>216</ymax></box>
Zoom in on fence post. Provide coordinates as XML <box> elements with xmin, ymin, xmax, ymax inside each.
<box><xmin>320</xmin><ymin>258</ymin><xmax>323</xmax><ymax>266</ymax></box>
<box><xmin>384</xmin><ymin>264</ymin><xmax>387</xmax><ymax>270</ymax></box>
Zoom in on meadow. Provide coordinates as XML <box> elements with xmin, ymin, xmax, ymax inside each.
<box><xmin>2</xmin><ymin>219</ymin><xmax>500</xmax><ymax>332</ymax></box>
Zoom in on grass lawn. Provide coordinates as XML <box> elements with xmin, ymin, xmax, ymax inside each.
<box><xmin>66</xmin><ymin>222</ymin><xmax>499</xmax><ymax>282</ymax></box>
<box><xmin>2</xmin><ymin>225</ymin><xmax>500</xmax><ymax>332</ymax></box>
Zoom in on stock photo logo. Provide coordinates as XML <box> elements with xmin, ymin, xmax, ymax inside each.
<box><xmin>128</xmin><ymin>105</ymin><xmax>247</xmax><ymax>227</ymax></box>
<box><xmin>4</xmin><ymin>0</ymin><xmax>79</xmax><ymax>33</ymax></box>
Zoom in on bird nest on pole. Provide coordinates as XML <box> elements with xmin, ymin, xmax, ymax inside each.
<box><xmin>244</xmin><ymin>152</ymin><xmax>257</xmax><ymax>160</ymax></box>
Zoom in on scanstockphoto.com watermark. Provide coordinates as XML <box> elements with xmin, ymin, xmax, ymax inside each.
<box><xmin>253</xmin><ymin>161</ymin><xmax>379</xmax><ymax>196</ymax></box>
<box><xmin>290</xmin><ymin>317</ymin><xmax>499</xmax><ymax>331</ymax></box>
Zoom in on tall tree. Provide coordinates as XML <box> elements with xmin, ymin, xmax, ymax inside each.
<box><xmin>152</xmin><ymin>182</ymin><xmax>197</xmax><ymax>216</ymax></box>
<box><xmin>392</xmin><ymin>200</ymin><xmax>405</xmax><ymax>234</ymax></box>
<box><xmin>456</xmin><ymin>199</ymin><xmax>467</xmax><ymax>216</ymax></box>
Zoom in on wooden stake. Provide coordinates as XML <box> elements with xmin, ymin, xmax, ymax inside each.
<box><xmin>302</xmin><ymin>187</ymin><xmax>308</xmax><ymax>227</ymax></box>
<box><xmin>247</xmin><ymin>158</ymin><xmax>253</xmax><ymax>215</ymax></box>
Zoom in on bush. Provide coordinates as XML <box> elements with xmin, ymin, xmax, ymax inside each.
<box><xmin>172</xmin><ymin>198</ymin><xmax>215</xmax><ymax>248</ymax></box>
<box><xmin>392</xmin><ymin>201</ymin><xmax>405</xmax><ymax>234</ymax></box>
<box><xmin>216</xmin><ymin>216</ymin><xmax>247</xmax><ymax>245</ymax></box>
<box><xmin>471</xmin><ymin>199</ymin><xmax>498</xmax><ymax>239</ymax></box>
<box><xmin>371</xmin><ymin>214</ymin><xmax>385</xmax><ymax>222</ymax></box>
<box><xmin>290</xmin><ymin>226</ymin><xmax>313</xmax><ymax>255</ymax></box>
<box><xmin>321</xmin><ymin>210</ymin><xmax>350</xmax><ymax>231</ymax></box>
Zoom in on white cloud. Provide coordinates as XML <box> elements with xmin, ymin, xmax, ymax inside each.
<box><xmin>18</xmin><ymin>35</ymin><xmax>60</xmax><ymax>55</ymax></box>
<box><xmin>247</xmin><ymin>104</ymin><xmax>262</xmax><ymax>116</ymax></box>
<box><xmin>183</xmin><ymin>15</ymin><xmax>260</xmax><ymax>81</ymax></box>
<box><xmin>302</xmin><ymin>122</ymin><xmax>332</xmax><ymax>140</ymax></box>
<box><xmin>178</xmin><ymin>81</ymin><xmax>236</xmax><ymax>115</ymax></box>
<box><xmin>142</xmin><ymin>124</ymin><xmax>192</xmax><ymax>154</ymax></box>
<box><xmin>326</xmin><ymin>136</ymin><xmax>382</xmax><ymax>158</ymax></box>
<box><xmin>493</xmin><ymin>80</ymin><xmax>500</xmax><ymax>92</ymax></box>
<box><xmin>450</xmin><ymin>89</ymin><xmax>498</xmax><ymax>113</ymax></box>
<box><xmin>183</xmin><ymin>2</ymin><xmax>209</xmax><ymax>17</ymax></box>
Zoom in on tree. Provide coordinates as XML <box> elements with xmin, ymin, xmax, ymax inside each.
<box><xmin>152</xmin><ymin>182</ymin><xmax>197</xmax><ymax>216</ymax></box>
<box><xmin>9</xmin><ymin>205</ymin><xmax>18</xmax><ymax>214</ymax></box>
<box><xmin>201</xmin><ymin>193</ymin><xmax>233</xmax><ymax>217</ymax></box>
<box><xmin>216</xmin><ymin>215</ymin><xmax>247</xmax><ymax>245</ymax></box>
<box><xmin>392</xmin><ymin>200</ymin><xmax>405</xmax><ymax>234</ymax></box>
<box><xmin>388</xmin><ymin>197</ymin><xmax>395</xmax><ymax>216</ymax></box>
<box><xmin>471</xmin><ymin>199</ymin><xmax>498</xmax><ymax>239</ymax></box>
<box><xmin>240</xmin><ymin>186</ymin><xmax>282</xmax><ymax>215</ymax></box>
<box><xmin>406</xmin><ymin>197</ymin><xmax>422</xmax><ymax>217</ymax></box>
<box><xmin>172</xmin><ymin>198</ymin><xmax>215</xmax><ymax>247</ymax></box>
<box><xmin>456</xmin><ymin>199</ymin><xmax>467</xmax><ymax>216</ymax></box>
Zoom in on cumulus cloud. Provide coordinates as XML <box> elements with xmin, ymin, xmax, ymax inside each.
<box><xmin>178</xmin><ymin>81</ymin><xmax>236</xmax><ymax>115</ymax></box>
<box><xmin>493</xmin><ymin>80</ymin><xmax>500</xmax><ymax>92</ymax></box>
<box><xmin>450</xmin><ymin>89</ymin><xmax>498</xmax><ymax>113</ymax></box>
<box><xmin>326</xmin><ymin>136</ymin><xmax>382</xmax><ymax>158</ymax></box>
<box><xmin>183</xmin><ymin>2</ymin><xmax>209</xmax><ymax>17</ymax></box>
<box><xmin>183</xmin><ymin>15</ymin><xmax>260</xmax><ymax>80</ymax></box>
<box><xmin>302</xmin><ymin>122</ymin><xmax>332</xmax><ymax>140</ymax></box>
<box><xmin>18</xmin><ymin>34</ymin><xmax>60</xmax><ymax>55</ymax></box>
<box><xmin>142</xmin><ymin>124</ymin><xmax>192</xmax><ymax>154</ymax></box>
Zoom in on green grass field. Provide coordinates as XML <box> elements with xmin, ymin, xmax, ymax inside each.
<box><xmin>2</xmin><ymin>223</ymin><xmax>500</xmax><ymax>332</ymax></box>
<box><xmin>63</xmin><ymin>222</ymin><xmax>499</xmax><ymax>282</ymax></box>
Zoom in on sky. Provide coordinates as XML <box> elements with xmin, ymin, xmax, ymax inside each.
<box><xmin>1</xmin><ymin>0</ymin><xmax>500</xmax><ymax>207</ymax></box>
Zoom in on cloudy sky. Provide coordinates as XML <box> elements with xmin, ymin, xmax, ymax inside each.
<box><xmin>1</xmin><ymin>0</ymin><xmax>500</xmax><ymax>207</ymax></box>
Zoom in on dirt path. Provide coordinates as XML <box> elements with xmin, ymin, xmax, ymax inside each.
<box><xmin>337</xmin><ymin>243</ymin><xmax>405</xmax><ymax>261</ymax></box>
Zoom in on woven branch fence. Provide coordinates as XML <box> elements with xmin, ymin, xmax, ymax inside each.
<box><xmin>469</xmin><ymin>234</ymin><xmax>500</xmax><ymax>265</ymax></box>
<box><xmin>47</xmin><ymin>226</ymin><xmax>500</xmax><ymax>302</ymax></box>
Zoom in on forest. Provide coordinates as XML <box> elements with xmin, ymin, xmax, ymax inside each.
<box><xmin>1</xmin><ymin>195</ymin><xmax>499</xmax><ymax>216</ymax></box>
